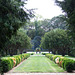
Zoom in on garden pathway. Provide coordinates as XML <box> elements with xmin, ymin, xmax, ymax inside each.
<box><xmin>4</xmin><ymin>54</ymin><xmax>75</xmax><ymax>75</ymax></box>
<box><xmin>4</xmin><ymin>73</ymin><xmax>75</xmax><ymax>75</ymax></box>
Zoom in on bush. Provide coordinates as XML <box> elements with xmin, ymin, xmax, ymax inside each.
<box><xmin>1</xmin><ymin>53</ymin><xmax>30</xmax><ymax>73</ymax></box>
<box><xmin>45</xmin><ymin>53</ymin><xmax>54</xmax><ymax>60</ymax></box>
<box><xmin>45</xmin><ymin>54</ymin><xmax>51</xmax><ymax>58</ymax></box>
<box><xmin>42</xmin><ymin>53</ymin><xmax>46</xmax><ymax>55</ymax></box>
<box><xmin>42</xmin><ymin>53</ymin><xmax>49</xmax><ymax>55</ymax></box>
<box><xmin>58</xmin><ymin>57</ymin><xmax>64</xmax><ymax>67</ymax></box>
<box><xmin>0</xmin><ymin>58</ymin><xmax>3</xmax><ymax>73</ymax></box>
<box><xmin>53</xmin><ymin>55</ymin><xmax>61</xmax><ymax>62</ymax></box>
<box><xmin>1</xmin><ymin>58</ymin><xmax>13</xmax><ymax>72</ymax></box>
<box><xmin>74</xmin><ymin>61</ymin><xmax>75</xmax><ymax>70</ymax></box>
<box><xmin>31</xmin><ymin>53</ymin><xmax>34</xmax><ymax>55</ymax></box>
<box><xmin>62</xmin><ymin>58</ymin><xmax>69</xmax><ymax>69</ymax></box>
<box><xmin>46</xmin><ymin>53</ymin><xmax>75</xmax><ymax>72</ymax></box>
<box><xmin>64</xmin><ymin>59</ymin><xmax>74</xmax><ymax>72</ymax></box>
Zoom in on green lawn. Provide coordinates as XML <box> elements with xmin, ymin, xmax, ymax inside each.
<box><xmin>64</xmin><ymin>56</ymin><xmax>75</xmax><ymax>60</ymax></box>
<box><xmin>13</xmin><ymin>55</ymin><xmax>64</xmax><ymax>73</ymax></box>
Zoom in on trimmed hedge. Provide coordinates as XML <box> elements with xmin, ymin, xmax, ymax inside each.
<box><xmin>45</xmin><ymin>53</ymin><xmax>75</xmax><ymax>72</ymax></box>
<box><xmin>1</xmin><ymin>53</ymin><xmax>30</xmax><ymax>73</ymax></box>
<box><xmin>30</xmin><ymin>53</ymin><xmax>34</xmax><ymax>55</ymax></box>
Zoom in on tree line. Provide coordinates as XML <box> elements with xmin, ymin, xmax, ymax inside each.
<box><xmin>0</xmin><ymin>0</ymin><xmax>75</xmax><ymax>57</ymax></box>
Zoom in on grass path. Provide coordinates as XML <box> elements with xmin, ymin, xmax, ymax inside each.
<box><xmin>12</xmin><ymin>55</ymin><xmax>64</xmax><ymax>73</ymax></box>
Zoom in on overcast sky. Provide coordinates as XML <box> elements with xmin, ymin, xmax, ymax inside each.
<box><xmin>26</xmin><ymin>0</ymin><xmax>63</xmax><ymax>19</ymax></box>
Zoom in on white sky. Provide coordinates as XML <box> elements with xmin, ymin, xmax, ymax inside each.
<box><xmin>25</xmin><ymin>0</ymin><xmax>63</xmax><ymax>19</ymax></box>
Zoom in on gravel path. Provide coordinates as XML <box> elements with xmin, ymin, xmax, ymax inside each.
<box><xmin>4</xmin><ymin>73</ymin><xmax>75</xmax><ymax>75</ymax></box>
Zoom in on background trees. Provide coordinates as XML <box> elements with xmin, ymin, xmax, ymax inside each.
<box><xmin>40</xmin><ymin>15</ymin><xmax>67</xmax><ymax>31</ymax></box>
<box><xmin>0</xmin><ymin>0</ymin><xmax>33</xmax><ymax>56</ymax></box>
<box><xmin>25</xmin><ymin>15</ymin><xmax>67</xmax><ymax>39</ymax></box>
<box><xmin>4</xmin><ymin>28</ymin><xmax>32</xmax><ymax>56</ymax></box>
<box><xmin>40</xmin><ymin>29</ymin><xmax>72</xmax><ymax>56</ymax></box>
<box><xmin>31</xmin><ymin>36</ymin><xmax>41</xmax><ymax>50</ymax></box>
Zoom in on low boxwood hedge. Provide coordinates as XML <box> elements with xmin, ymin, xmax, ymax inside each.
<box><xmin>1</xmin><ymin>53</ymin><xmax>30</xmax><ymax>73</ymax></box>
<box><xmin>45</xmin><ymin>53</ymin><xmax>75</xmax><ymax>72</ymax></box>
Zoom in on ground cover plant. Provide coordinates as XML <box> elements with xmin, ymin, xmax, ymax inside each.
<box><xmin>13</xmin><ymin>55</ymin><xmax>64</xmax><ymax>73</ymax></box>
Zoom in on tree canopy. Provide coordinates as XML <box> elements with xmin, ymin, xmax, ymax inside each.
<box><xmin>55</xmin><ymin>0</ymin><xmax>75</xmax><ymax>42</ymax></box>
<box><xmin>40</xmin><ymin>29</ymin><xmax>72</xmax><ymax>56</ymax></box>
<box><xmin>4</xmin><ymin>28</ymin><xmax>32</xmax><ymax>56</ymax></box>
<box><xmin>0</xmin><ymin>0</ymin><xmax>33</xmax><ymax>56</ymax></box>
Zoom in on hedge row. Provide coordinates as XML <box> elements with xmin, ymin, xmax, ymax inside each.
<box><xmin>45</xmin><ymin>54</ymin><xmax>75</xmax><ymax>72</ymax></box>
<box><xmin>1</xmin><ymin>53</ymin><xmax>30</xmax><ymax>73</ymax></box>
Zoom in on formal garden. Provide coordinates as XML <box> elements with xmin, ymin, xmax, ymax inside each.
<box><xmin>0</xmin><ymin>0</ymin><xmax>75</xmax><ymax>75</ymax></box>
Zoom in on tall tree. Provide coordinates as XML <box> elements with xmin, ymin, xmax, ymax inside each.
<box><xmin>4</xmin><ymin>28</ymin><xmax>32</xmax><ymax>56</ymax></box>
<box><xmin>40</xmin><ymin>29</ymin><xmax>72</xmax><ymax>56</ymax></box>
<box><xmin>55</xmin><ymin>0</ymin><xmax>75</xmax><ymax>42</ymax></box>
<box><xmin>40</xmin><ymin>15</ymin><xmax>67</xmax><ymax>31</ymax></box>
<box><xmin>0</xmin><ymin>0</ymin><xmax>33</xmax><ymax>56</ymax></box>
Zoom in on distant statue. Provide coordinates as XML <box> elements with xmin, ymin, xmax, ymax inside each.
<box><xmin>36</xmin><ymin>48</ymin><xmax>41</xmax><ymax>54</ymax></box>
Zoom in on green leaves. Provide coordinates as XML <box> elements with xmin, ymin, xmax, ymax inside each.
<box><xmin>55</xmin><ymin>0</ymin><xmax>75</xmax><ymax>42</ymax></box>
<box><xmin>41</xmin><ymin>29</ymin><xmax>72</xmax><ymax>56</ymax></box>
<box><xmin>6</xmin><ymin>28</ymin><xmax>32</xmax><ymax>55</ymax></box>
<box><xmin>0</xmin><ymin>0</ymin><xmax>33</xmax><ymax>56</ymax></box>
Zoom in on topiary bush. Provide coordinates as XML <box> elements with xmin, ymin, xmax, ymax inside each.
<box><xmin>64</xmin><ymin>59</ymin><xmax>74</xmax><ymax>72</ymax></box>
<box><xmin>58</xmin><ymin>57</ymin><xmax>64</xmax><ymax>67</ymax></box>
<box><xmin>42</xmin><ymin>53</ymin><xmax>47</xmax><ymax>55</ymax></box>
<box><xmin>1</xmin><ymin>53</ymin><xmax>30</xmax><ymax>73</ymax></box>
<box><xmin>45</xmin><ymin>53</ymin><xmax>54</xmax><ymax>60</ymax></box>
<box><xmin>30</xmin><ymin>53</ymin><xmax>34</xmax><ymax>55</ymax></box>
<box><xmin>1</xmin><ymin>58</ymin><xmax>13</xmax><ymax>72</ymax></box>
<box><xmin>53</xmin><ymin>55</ymin><xmax>61</xmax><ymax>62</ymax></box>
<box><xmin>0</xmin><ymin>58</ymin><xmax>3</xmax><ymax>73</ymax></box>
<box><xmin>46</xmin><ymin>53</ymin><xmax>75</xmax><ymax>72</ymax></box>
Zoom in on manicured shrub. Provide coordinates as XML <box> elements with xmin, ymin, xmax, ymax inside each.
<box><xmin>62</xmin><ymin>58</ymin><xmax>69</xmax><ymax>69</ymax></box>
<box><xmin>42</xmin><ymin>53</ymin><xmax>47</xmax><ymax>55</ymax></box>
<box><xmin>74</xmin><ymin>61</ymin><xmax>75</xmax><ymax>70</ymax></box>
<box><xmin>45</xmin><ymin>54</ymin><xmax>54</xmax><ymax>60</ymax></box>
<box><xmin>31</xmin><ymin>53</ymin><xmax>34</xmax><ymax>55</ymax></box>
<box><xmin>45</xmin><ymin>53</ymin><xmax>75</xmax><ymax>72</ymax></box>
<box><xmin>0</xmin><ymin>58</ymin><xmax>3</xmax><ymax>73</ymax></box>
<box><xmin>58</xmin><ymin>57</ymin><xmax>64</xmax><ymax>67</ymax></box>
<box><xmin>45</xmin><ymin>54</ymin><xmax>51</xmax><ymax>58</ymax></box>
<box><xmin>1</xmin><ymin>53</ymin><xmax>30</xmax><ymax>73</ymax></box>
<box><xmin>13</xmin><ymin>56</ymin><xmax>20</xmax><ymax>66</ymax></box>
<box><xmin>1</xmin><ymin>58</ymin><xmax>13</xmax><ymax>72</ymax></box>
<box><xmin>53</xmin><ymin>55</ymin><xmax>61</xmax><ymax>62</ymax></box>
<box><xmin>64</xmin><ymin>59</ymin><xmax>74</xmax><ymax>72</ymax></box>
<box><xmin>10</xmin><ymin>57</ymin><xmax>16</xmax><ymax>67</ymax></box>
<box><xmin>55</xmin><ymin>57</ymin><xmax>60</xmax><ymax>64</ymax></box>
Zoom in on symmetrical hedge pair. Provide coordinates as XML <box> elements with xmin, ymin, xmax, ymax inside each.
<box><xmin>45</xmin><ymin>53</ymin><xmax>75</xmax><ymax>72</ymax></box>
<box><xmin>1</xmin><ymin>53</ymin><xmax>30</xmax><ymax>73</ymax></box>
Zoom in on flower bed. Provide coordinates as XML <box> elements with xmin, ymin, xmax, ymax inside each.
<box><xmin>1</xmin><ymin>53</ymin><xmax>30</xmax><ymax>73</ymax></box>
<box><xmin>45</xmin><ymin>54</ymin><xmax>75</xmax><ymax>72</ymax></box>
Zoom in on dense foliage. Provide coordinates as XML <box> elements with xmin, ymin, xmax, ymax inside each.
<box><xmin>41</xmin><ymin>29</ymin><xmax>72</xmax><ymax>56</ymax></box>
<box><xmin>26</xmin><ymin>21</ymin><xmax>45</xmax><ymax>39</ymax></box>
<box><xmin>45</xmin><ymin>53</ymin><xmax>75</xmax><ymax>72</ymax></box>
<box><xmin>55</xmin><ymin>0</ymin><xmax>75</xmax><ymax>42</ymax></box>
<box><xmin>40</xmin><ymin>15</ymin><xmax>67</xmax><ymax>31</ymax></box>
<box><xmin>4</xmin><ymin>29</ymin><xmax>32</xmax><ymax>56</ymax></box>
<box><xmin>1</xmin><ymin>53</ymin><xmax>30</xmax><ymax>73</ymax></box>
<box><xmin>0</xmin><ymin>0</ymin><xmax>33</xmax><ymax>56</ymax></box>
<box><xmin>31</xmin><ymin>36</ymin><xmax>41</xmax><ymax>50</ymax></box>
<box><xmin>24</xmin><ymin>15</ymin><xmax>66</xmax><ymax>39</ymax></box>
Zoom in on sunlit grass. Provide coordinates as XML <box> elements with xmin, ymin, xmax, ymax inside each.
<box><xmin>64</xmin><ymin>55</ymin><xmax>75</xmax><ymax>60</ymax></box>
<box><xmin>13</xmin><ymin>55</ymin><xmax>64</xmax><ymax>73</ymax></box>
